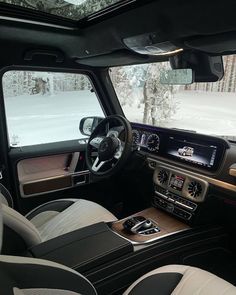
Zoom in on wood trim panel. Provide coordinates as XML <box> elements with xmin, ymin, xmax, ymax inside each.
<box><xmin>17</xmin><ymin>154</ymin><xmax>71</xmax><ymax>182</ymax></box>
<box><xmin>16</xmin><ymin>153</ymin><xmax>87</xmax><ymax>197</ymax></box>
<box><xmin>111</xmin><ymin>207</ymin><xmax>190</xmax><ymax>243</ymax></box>
<box><xmin>23</xmin><ymin>175</ymin><xmax>72</xmax><ymax>196</ymax></box>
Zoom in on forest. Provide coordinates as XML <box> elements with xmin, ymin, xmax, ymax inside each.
<box><xmin>3</xmin><ymin>55</ymin><xmax>236</xmax><ymax>130</ymax></box>
<box><xmin>110</xmin><ymin>55</ymin><xmax>236</xmax><ymax>126</ymax></box>
<box><xmin>3</xmin><ymin>1</ymin><xmax>236</xmax><ymax>128</ymax></box>
<box><xmin>2</xmin><ymin>0</ymin><xmax>236</xmax><ymax>146</ymax></box>
<box><xmin>3</xmin><ymin>72</ymin><xmax>91</xmax><ymax>97</ymax></box>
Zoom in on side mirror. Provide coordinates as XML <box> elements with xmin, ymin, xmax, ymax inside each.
<box><xmin>79</xmin><ymin>117</ymin><xmax>104</xmax><ymax>136</ymax></box>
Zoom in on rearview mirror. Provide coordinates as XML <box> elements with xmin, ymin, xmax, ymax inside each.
<box><xmin>79</xmin><ymin>116</ymin><xmax>104</xmax><ymax>136</ymax></box>
<box><xmin>169</xmin><ymin>52</ymin><xmax>224</xmax><ymax>82</ymax></box>
<box><xmin>160</xmin><ymin>69</ymin><xmax>193</xmax><ymax>85</ymax></box>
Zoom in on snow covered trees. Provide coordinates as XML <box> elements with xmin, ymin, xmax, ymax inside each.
<box><xmin>3</xmin><ymin>71</ymin><xmax>34</xmax><ymax>97</ymax></box>
<box><xmin>3</xmin><ymin>71</ymin><xmax>91</xmax><ymax>97</ymax></box>
<box><xmin>186</xmin><ymin>55</ymin><xmax>236</xmax><ymax>93</ymax></box>
<box><xmin>1</xmin><ymin>0</ymin><xmax>121</xmax><ymax>20</ymax></box>
<box><xmin>110</xmin><ymin>62</ymin><xmax>179</xmax><ymax>126</ymax></box>
<box><xmin>143</xmin><ymin>63</ymin><xmax>178</xmax><ymax>126</ymax></box>
<box><xmin>109</xmin><ymin>67</ymin><xmax>133</xmax><ymax>107</ymax></box>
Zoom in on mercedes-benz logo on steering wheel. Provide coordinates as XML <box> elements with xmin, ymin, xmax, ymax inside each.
<box><xmin>100</xmin><ymin>141</ymin><xmax>109</xmax><ymax>152</ymax></box>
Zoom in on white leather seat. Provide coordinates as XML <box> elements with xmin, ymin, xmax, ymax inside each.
<box><xmin>0</xmin><ymin>200</ymin><xmax>236</xmax><ymax>295</ymax></box>
<box><xmin>0</xmin><ymin>183</ymin><xmax>13</xmax><ymax>207</ymax></box>
<box><xmin>2</xmin><ymin>198</ymin><xmax>117</xmax><ymax>249</ymax></box>
<box><xmin>123</xmin><ymin>264</ymin><xmax>236</xmax><ymax>295</ymax></box>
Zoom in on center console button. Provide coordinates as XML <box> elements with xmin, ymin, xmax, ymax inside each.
<box><xmin>166</xmin><ymin>203</ymin><xmax>174</xmax><ymax>213</ymax></box>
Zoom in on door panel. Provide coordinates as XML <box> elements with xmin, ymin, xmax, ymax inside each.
<box><xmin>18</xmin><ymin>153</ymin><xmax>71</xmax><ymax>182</ymax></box>
<box><xmin>6</xmin><ymin>140</ymin><xmax>95</xmax><ymax>213</ymax></box>
<box><xmin>0</xmin><ymin>69</ymin><xmax>115</xmax><ymax>213</ymax></box>
<box><xmin>17</xmin><ymin>152</ymin><xmax>88</xmax><ymax>197</ymax></box>
<box><xmin>7</xmin><ymin>139</ymin><xmax>130</xmax><ymax>217</ymax></box>
<box><xmin>22</xmin><ymin>175</ymin><xmax>72</xmax><ymax>197</ymax></box>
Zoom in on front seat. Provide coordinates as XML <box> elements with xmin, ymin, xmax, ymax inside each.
<box><xmin>2</xmin><ymin>198</ymin><xmax>117</xmax><ymax>250</ymax></box>
<box><xmin>123</xmin><ymin>265</ymin><xmax>236</xmax><ymax>295</ymax></box>
<box><xmin>0</xmin><ymin>202</ymin><xmax>236</xmax><ymax>295</ymax></box>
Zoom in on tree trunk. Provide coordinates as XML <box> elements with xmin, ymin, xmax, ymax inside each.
<box><xmin>143</xmin><ymin>81</ymin><xmax>149</xmax><ymax>124</ymax></box>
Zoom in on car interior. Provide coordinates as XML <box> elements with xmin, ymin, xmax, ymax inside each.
<box><xmin>1</xmin><ymin>0</ymin><xmax>236</xmax><ymax>294</ymax></box>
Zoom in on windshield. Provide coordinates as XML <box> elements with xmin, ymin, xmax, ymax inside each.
<box><xmin>0</xmin><ymin>0</ymin><xmax>123</xmax><ymax>21</ymax></box>
<box><xmin>110</xmin><ymin>55</ymin><xmax>236</xmax><ymax>140</ymax></box>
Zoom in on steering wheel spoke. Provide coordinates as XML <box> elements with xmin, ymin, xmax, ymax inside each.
<box><xmin>114</xmin><ymin>140</ymin><xmax>124</xmax><ymax>159</ymax></box>
<box><xmin>91</xmin><ymin>157</ymin><xmax>106</xmax><ymax>172</ymax></box>
<box><xmin>106</xmin><ymin>130</ymin><xmax>119</xmax><ymax>138</ymax></box>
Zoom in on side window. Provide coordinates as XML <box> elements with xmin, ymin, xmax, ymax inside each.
<box><xmin>2</xmin><ymin>71</ymin><xmax>104</xmax><ymax>147</ymax></box>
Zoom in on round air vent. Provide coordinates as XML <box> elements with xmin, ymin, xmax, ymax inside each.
<box><xmin>188</xmin><ymin>181</ymin><xmax>202</xmax><ymax>198</ymax></box>
<box><xmin>157</xmin><ymin>170</ymin><xmax>168</xmax><ymax>185</ymax></box>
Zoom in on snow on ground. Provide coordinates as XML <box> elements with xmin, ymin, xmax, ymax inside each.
<box><xmin>5</xmin><ymin>90</ymin><xmax>104</xmax><ymax>146</ymax></box>
<box><xmin>123</xmin><ymin>90</ymin><xmax>236</xmax><ymax>137</ymax></box>
<box><xmin>5</xmin><ymin>90</ymin><xmax>236</xmax><ymax>147</ymax></box>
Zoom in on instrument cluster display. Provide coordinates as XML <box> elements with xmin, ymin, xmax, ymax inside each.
<box><xmin>132</xmin><ymin>129</ymin><xmax>160</xmax><ymax>153</ymax></box>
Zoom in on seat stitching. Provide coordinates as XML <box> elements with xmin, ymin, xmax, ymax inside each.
<box><xmin>193</xmin><ymin>276</ymin><xmax>215</xmax><ymax>295</ymax></box>
<box><xmin>172</xmin><ymin>268</ymin><xmax>196</xmax><ymax>295</ymax></box>
<box><xmin>38</xmin><ymin>199</ymin><xmax>116</xmax><ymax>241</ymax></box>
<box><xmin>221</xmin><ymin>285</ymin><xmax>236</xmax><ymax>295</ymax></box>
<box><xmin>25</xmin><ymin>199</ymin><xmax>80</xmax><ymax>218</ymax></box>
<box><xmin>3</xmin><ymin>206</ymin><xmax>41</xmax><ymax>240</ymax></box>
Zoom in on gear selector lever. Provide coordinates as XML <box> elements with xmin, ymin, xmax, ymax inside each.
<box><xmin>123</xmin><ymin>216</ymin><xmax>160</xmax><ymax>235</ymax></box>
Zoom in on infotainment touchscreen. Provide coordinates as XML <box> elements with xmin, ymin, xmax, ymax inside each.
<box><xmin>166</xmin><ymin>136</ymin><xmax>217</xmax><ymax>169</ymax></box>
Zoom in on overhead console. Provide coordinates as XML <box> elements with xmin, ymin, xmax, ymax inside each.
<box><xmin>132</xmin><ymin>123</ymin><xmax>229</xmax><ymax>173</ymax></box>
<box><xmin>123</xmin><ymin>32</ymin><xmax>183</xmax><ymax>56</ymax></box>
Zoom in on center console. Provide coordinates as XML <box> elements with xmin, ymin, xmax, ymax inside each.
<box><xmin>29</xmin><ymin>222</ymin><xmax>133</xmax><ymax>273</ymax></box>
<box><xmin>111</xmin><ymin>207</ymin><xmax>190</xmax><ymax>244</ymax></box>
<box><xmin>152</xmin><ymin>164</ymin><xmax>208</xmax><ymax>221</ymax></box>
<box><xmin>28</xmin><ymin>198</ymin><xmax>226</xmax><ymax>295</ymax></box>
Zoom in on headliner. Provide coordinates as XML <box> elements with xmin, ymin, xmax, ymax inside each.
<box><xmin>0</xmin><ymin>0</ymin><xmax>236</xmax><ymax>68</ymax></box>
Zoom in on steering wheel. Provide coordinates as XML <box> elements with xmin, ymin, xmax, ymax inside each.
<box><xmin>86</xmin><ymin>115</ymin><xmax>133</xmax><ymax>177</ymax></box>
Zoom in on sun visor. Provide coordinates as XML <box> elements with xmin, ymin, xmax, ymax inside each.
<box><xmin>185</xmin><ymin>32</ymin><xmax>236</xmax><ymax>54</ymax></box>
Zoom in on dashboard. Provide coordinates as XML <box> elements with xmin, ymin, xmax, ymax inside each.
<box><xmin>126</xmin><ymin>122</ymin><xmax>236</xmax><ymax>225</ymax></box>
<box><xmin>131</xmin><ymin>123</ymin><xmax>229</xmax><ymax>172</ymax></box>
<box><xmin>130</xmin><ymin>123</ymin><xmax>233</xmax><ymax>222</ymax></box>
